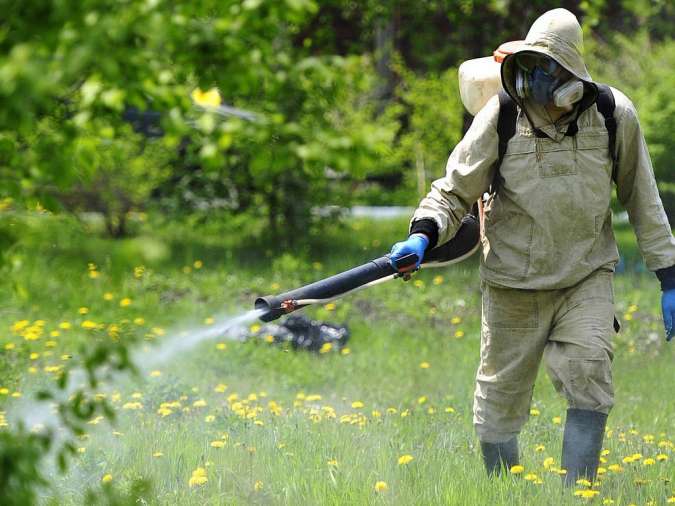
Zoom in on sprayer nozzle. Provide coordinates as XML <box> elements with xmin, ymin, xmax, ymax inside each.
<box><xmin>254</xmin><ymin>297</ymin><xmax>282</xmax><ymax>322</ymax></box>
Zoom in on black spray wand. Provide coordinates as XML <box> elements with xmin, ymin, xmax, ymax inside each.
<box><xmin>254</xmin><ymin>215</ymin><xmax>480</xmax><ymax>322</ymax></box>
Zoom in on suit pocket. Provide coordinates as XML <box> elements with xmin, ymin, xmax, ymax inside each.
<box><xmin>485</xmin><ymin>284</ymin><xmax>539</xmax><ymax>329</ymax></box>
<box><xmin>483</xmin><ymin>211</ymin><xmax>534</xmax><ymax>280</ymax></box>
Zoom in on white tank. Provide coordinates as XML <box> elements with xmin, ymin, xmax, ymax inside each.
<box><xmin>458</xmin><ymin>41</ymin><xmax>522</xmax><ymax>116</ymax></box>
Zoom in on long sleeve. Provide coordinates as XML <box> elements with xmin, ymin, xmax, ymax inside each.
<box><xmin>614</xmin><ymin>91</ymin><xmax>675</xmax><ymax>274</ymax></box>
<box><xmin>409</xmin><ymin>95</ymin><xmax>500</xmax><ymax>248</ymax></box>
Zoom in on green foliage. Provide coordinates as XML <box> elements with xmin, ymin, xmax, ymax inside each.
<box><xmin>586</xmin><ymin>34</ymin><xmax>675</xmax><ymax>219</ymax></box>
<box><xmin>391</xmin><ymin>65</ymin><xmax>464</xmax><ymax>203</ymax></box>
<box><xmin>0</xmin><ymin>0</ymin><xmax>397</xmax><ymax>241</ymax></box>
<box><xmin>0</xmin><ymin>428</ymin><xmax>50</xmax><ymax>506</ymax></box>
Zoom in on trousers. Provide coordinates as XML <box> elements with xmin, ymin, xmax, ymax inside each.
<box><xmin>473</xmin><ymin>269</ymin><xmax>616</xmax><ymax>443</ymax></box>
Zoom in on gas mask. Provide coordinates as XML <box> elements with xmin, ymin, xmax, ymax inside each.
<box><xmin>514</xmin><ymin>53</ymin><xmax>584</xmax><ymax>108</ymax></box>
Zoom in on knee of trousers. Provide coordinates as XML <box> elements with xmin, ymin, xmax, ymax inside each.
<box><xmin>473</xmin><ymin>378</ymin><xmax>534</xmax><ymax>443</ymax></box>
<box><xmin>545</xmin><ymin>344</ymin><xmax>614</xmax><ymax>414</ymax></box>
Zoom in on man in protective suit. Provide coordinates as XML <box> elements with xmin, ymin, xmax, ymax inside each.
<box><xmin>389</xmin><ymin>8</ymin><xmax>675</xmax><ymax>484</ymax></box>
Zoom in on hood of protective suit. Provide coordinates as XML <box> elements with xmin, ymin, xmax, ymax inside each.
<box><xmin>501</xmin><ymin>8</ymin><xmax>594</xmax><ymax>110</ymax></box>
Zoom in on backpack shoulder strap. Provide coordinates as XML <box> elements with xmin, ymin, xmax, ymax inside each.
<box><xmin>492</xmin><ymin>90</ymin><xmax>518</xmax><ymax>194</ymax></box>
<box><xmin>595</xmin><ymin>83</ymin><xmax>618</xmax><ymax>182</ymax></box>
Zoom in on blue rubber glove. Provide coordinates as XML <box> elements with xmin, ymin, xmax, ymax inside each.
<box><xmin>389</xmin><ymin>233</ymin><xmax>429</xmax><ymax>271</ymax></box>
<box><xmin>662</xmin><ymin>289</ymin><xmax>675</xmax><ymax>342</ymax></box>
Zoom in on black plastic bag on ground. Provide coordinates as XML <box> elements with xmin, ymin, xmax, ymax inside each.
<box><xmin>252</xmin><ymin>315</ymin><xmax>349</xmax><ymax>352</ymax></box>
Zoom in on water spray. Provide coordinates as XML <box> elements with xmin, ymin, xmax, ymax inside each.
<box><xmin>255</xmin><ymin>215</ymin><xmax>480</xmax><ymax>321</ymax></box>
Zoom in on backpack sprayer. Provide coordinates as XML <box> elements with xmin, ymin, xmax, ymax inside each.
<box><xmin>254</xmin><ymin>214</ymin><xmax>479</xmax><ymax>322</ymax></box>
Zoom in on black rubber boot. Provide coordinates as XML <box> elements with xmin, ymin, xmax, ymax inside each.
<box><xmin>561</xmin><ymin>408</ymin><xmax>608</xmax><ymax>486</ymax></box>
<box><xmin>480</xmin><ymin>436</ymin><xmax>519</xmax><ymax>476</ymax></box>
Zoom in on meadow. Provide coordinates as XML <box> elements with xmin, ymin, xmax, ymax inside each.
<box><xmin>1</xmin><ymin>211</ymin><xmax>673</xmax><ymax>505</ymax></box>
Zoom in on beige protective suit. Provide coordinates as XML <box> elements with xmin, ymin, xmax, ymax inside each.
<box><xmin>410</xmin><ymin>9</ymin><xmax>675</xmax><ymax>443</ymax></box>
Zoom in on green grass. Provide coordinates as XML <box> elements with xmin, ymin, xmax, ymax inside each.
<box><xmin>0</xmin><ymin>212</ymin><xmax>673</xmax><ymax>505</ymax></box>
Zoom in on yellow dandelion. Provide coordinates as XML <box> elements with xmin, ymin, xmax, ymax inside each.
<box><xmin>214</xmin><ymin>383</ymin><xmax>227</xmax><ymax>393</ymax></box>
<box><xmin>191</xmin><ymin>87</ymin><xmax>221</xmax><ymax>107</ymax></box>
<box><xmin>78</xmin><ymin>307</ymin><xmax>89</xmax><ymax>315</ymax></box>
<box><xmin>642</xmin><ymin>458</ymin><xmax>655</xmax><ymax>466</ymax></box>
<box><xmin>204</xmin><ymin>317</ymin><xmax>214</xmax><ymax>325</ymax></box>
<box><xmin>417</xmin><ymin>396</ymin><xmax>427</xmax><ymax>405</ymax></box>
<box><xmin>419</xmin><ymin>361</ymin><xmax>430</xmax><ymax>369</ymax></box>
<box><xmin>101</xmin><ymin>474</ymin><xmax>112</xmax><ymax>484</ymax></box>
<box><xmin>603</xmin><ymin>499</ymin><xmax>615</xmax><ymax>505</ymax></box>
<box><xmin>319</xmin><ymin>342</ymin><xmax>332</xmax><ymax>354</ymax></box>
<box><xmin>351</xmin><ymin>401</ymin><xmax>364</xmax><ymax>409</ymax></box>
<box><xmin>193</xmin><ymin>399</ymin><xmax>207</xmax><ymax>408</ymax></box>
<box><xmin>119</xmin><ymin>298</ymin><xmax>132</xmax><ymax>307</ymax></box>
<box><xmin>576</xmin><ymin>478</ymin><xmax>592</xmax><ymax>487</ymax></box>
<box><xmin>374</xmin><ymin>481</ymin><xmax>388</xmax><ymax>493</ymax></box>
<box><xmin>103</xmin><ymin>292</ymin><xmax>114</xmax><ymax>301</ymax></box>
<box><xmin>153</xmin><ymin>451</ymin><xmax>163</xmax><ymax>458</ymax></box>
<box><xmin>340</xmin><ymin>347</ymin><xmax>351</xmax><ymax>355</ymax></box>
<box><xmin>524</xmin><ymin>473</ymin><xmax>539</xmax><ymax>481</ymax></box>
<box><xmin>552</xmin><ymin>416</ymin><xmax>562</xmax><ymax>424</ymax></box>
<box><xmin>122</xmin><ymin>401</ymin><xmax>143</xmax><ymax>410</ymax></box>
<box><xmin>210</xmin><ymin>440</ymin><xmax>225</xmax><ymax>448</ymax></box>
<box><xmin>5</xmin><ymin>342</ymin><xmax>15</xmax><ymax>350</ymax></box>
<box><xmin>454</xmin><ymin>330</ymin><xmax>465</xmax><ymax>338</ymax></box>
<box><xmin>510</xmin><ymin>465</ymin><xmax>524</xmax><ymax>474</ymax></box>
<box><xmin>398</xmin><ymin>454</ymin><xmax>414</xmax><ymax>465</ymax></box>
<box><xmin>445</xmin><ymin>406</ymin><xmax>455</xmax><ymax>413</ymax></box>
<box><xmin>149</xmin><ymin>370</ymin><xmax>162</xmax><ymax>377</ymax></box>
<box><xmin>327</xmin><ymin>459</ymin><xmax>338</xmax><ymax>466</ymax></box>
<box><xmin>254</xmin><ymin>480</ymin><xmax>263</xmax><ymax>491</ymax></box>
<box><xmin>59</xmin><ymin>321</ymin><xmax>72</xmax><ymax>330</ymax></box>
<box><xmin>574</xmin><ymin>490</ymin><xmax>599</xmax><ymax>498</ymax></box>
<box><xmin>530</xmin><ymin>408</ymin><xmax>540</xmax><ymax>416</ymax></box>
<box><xmin>413</xmin><ymin>279</ymin><xmax>424</xmax><ymax>288</ymax></box>
<box><xmin>205</xmin><ymin>415</ymin><xmax>215</xmax><ymax>423</ymax></box>
<box><xmin>216</xmin><ymin>342</ymin><xmax>227</xmax><ymax>350</ymax></box>
<box><xmin>543</xmin><ymin>457</ymin><xmax>555</xmax><ymax>469</ymax></box>
<box><xmin>433</xmin><ymin>275</ymin><xmax>444</xmax><ymax>285</ymax></box>
<box><xmin>324</xmin><ymin>303</ymin><xmax>336</xmax><ymax>311</ymax></box>
<box><xmin>535</xmin><ymin>444</ymin><xmax>545</xmax><ymax>452</ymax></box>
<box><xmin>656</xmin><ymin>454</ymin><xmax>668</xmax><ymax>462</ymax></box>
<box><xmin>81</xmin><ymin>320</ymin><xmax>98</xmax><ymax>329</ymax></box>
<box><xmin>450</xmin><ymin>316</ymin><xmax>461</xmax><ymax>324</ymax></box>
<box><xmin>607</xmin><ymin>464</ymin><xmax>623</xmax><ymax>473</ymax></box>
<box><xmin>188</xmin><ymin>467</ymin><xmax>208</xmax><ymax>487</ymax></box>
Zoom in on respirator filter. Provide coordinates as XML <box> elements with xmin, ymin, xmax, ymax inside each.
<box><xmin>553</xmin><ymin>79</ymin><xmax>584</xmax><ymax>108</ymax></box>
